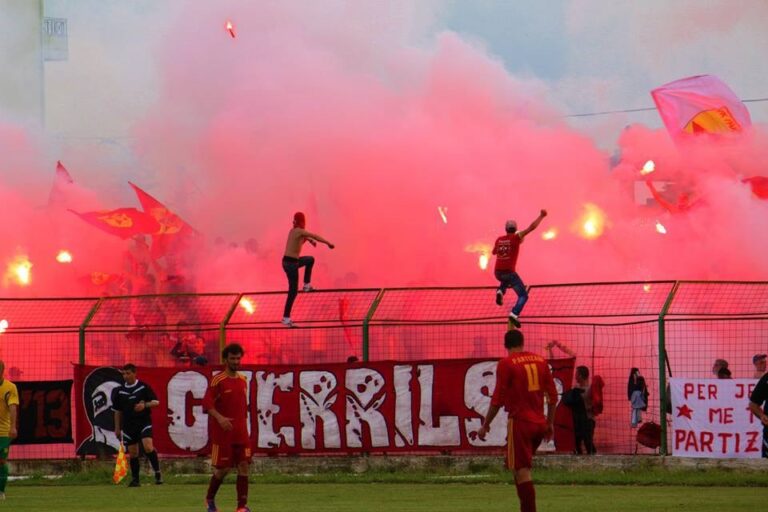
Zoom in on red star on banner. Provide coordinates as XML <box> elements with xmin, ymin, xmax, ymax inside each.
<box><xmin>676</xmin><ymin>404</ymin><xmax>694</xmax><ymax>419</ymax></box>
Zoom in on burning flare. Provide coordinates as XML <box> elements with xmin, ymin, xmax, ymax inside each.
<box><xmin>576</xmin><ymin>203</ymin><xmax>607</xmax><ymax>240</ymax></box>
<box><xmin>640</xmin><ymin>160</ymin><xmax>656</xmax><ymax>175</ymax></box>
<box><xmin>643</xmin><ymin>283</ymin><xmax>652</xmax><ymax>293</ymax></box>
<box><xmin>4</xmin><ymin>255</ymin><xmax>32</xmax><ymax>287</ymax></box>
<box><xmin>478</xmin><ymin>253</ymin><xmax>489</xmax><ymax>270</ymax></box>
<box><xmin>437</xmin><ymin>206</ymin><xmax>448</xmax><ymax>224</ymax></box>
<box><xmin>56</xmin><ymin>250</ymin><xmax>73</xmax><ymax>263</ymax></box>
<box><xmin>541</xmin><ymin>228</ymin><xmax>557</xmax><ymax>240</ymax></box>
<box><xmin>0</xmin><ymin>319</ymin><xmax>7</xmax><ymax>334</ymax></box>
<box><xmin>655</xmin><ymin>221</ymin><xmax>667</xmax><ymax>235</ymax></box>
<box><xmin>465</xmin><ymin>243</ymin><xmax>492</xmax><ymax>271</ymax></box>
<box><xmin>239</xmin><ymin>297</ymin><xmax>256</xmax><ymax>315</ymax></box>
<box><xmin>226</xmin><ymin>20</ymin><xmax>236</xmax><ymax>38</ymax></box>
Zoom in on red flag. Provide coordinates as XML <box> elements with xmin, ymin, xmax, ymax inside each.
<box><xmin>742</xmin><ymin>176</ymin><xmax>768</xmax><ymax>200</ymax></box>
<box><xmin>128</xmin><ymin>182</ymin><xmax>196</xmax><ymax>257</ymax></box>
<box><xmin>128</xmin><ymin>182</ymin><xmax>193</xmax><ymax>235</ymax></box>
<box><xmin>47</xmin><ymin>160</ymin><xmax>75</xmax><ymax>207</ymax></box>
<box><xmin>69</xmin><ymin>208</ymin><xmax>160</xmax><ymax>239</ymax></box>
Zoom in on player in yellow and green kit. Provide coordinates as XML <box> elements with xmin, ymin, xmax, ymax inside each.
<box><xmin>0</xmin><ymin>360</ymin><xmax>19</xmax><ymax>501</ymax></box>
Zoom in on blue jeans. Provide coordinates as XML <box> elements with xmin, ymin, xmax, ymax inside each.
<box><xmin>282</xmin><ymin>256</ymin><xmax>314</xmax><ymax>317</ymax></box>
<box><xmin>494</xmin><ymin>270</ymin><xmax>528</xmax><ymax>316</ymax></box>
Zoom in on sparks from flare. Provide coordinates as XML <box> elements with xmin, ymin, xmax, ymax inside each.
<box><xmin>239</xmin><ymin>297</ymin><xmax>256</xmax><ymax>315</ymax></box>
<box><xmin>226</xmin><ymin>20</ymin><xmax>236</xmax><ymax>38</ymax></box>
<box><xmin>655</xmin><ymin>221</ymin><xmax>667</xmax><ymax>234</ymax></box>
<box><xmin>0</xmin><ymin>319</ymin><xmax>7</xmax><ymax>334</ymax></box>
<box><xmin>576</xmin><ymin>203</ymin><xmax>607</xmax><ymax>240</ymax></box>
<box><xmin>56</xmin><ymin>250</ymin><xmax>73</xmax><ymax>263</ymax></box>
<box><xmin>640</xmin><ymin>160</ymin><xmax>656</xmax><ymax>175</ymax></box>
<box><xmin>541</xmin><ymin>228</ymin><xmax>557</xmax><ymax>240</ymax></box>
<box><xmin>437</xmin><ymin>206</ymin><xmax>448</xmax><ymax>224</ymax></box>
<box><xmin>4</xmin><ymin>255</ymin><xmax>32</xmax><ymax>287</ymax></box>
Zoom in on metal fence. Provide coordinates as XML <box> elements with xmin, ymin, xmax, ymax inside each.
<box><xmin>1</xmin><ymin>280</ymin><xmax>766</xmax><ymax>458</ymax></box>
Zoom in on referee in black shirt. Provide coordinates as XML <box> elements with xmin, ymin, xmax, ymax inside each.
<box><xmin>112</xmin><ymin>364</ymin><xmax>162</xmax><ymax>486</ymax></box>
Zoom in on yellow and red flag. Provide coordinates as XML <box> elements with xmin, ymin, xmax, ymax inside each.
<box><xmin>69</xmin><ymin>208</ymin><xmax>160</xmax><ymax>240</ymax></box>
<box><xmin>112</xmin><ymin>443</ymin><xmax>128</xmax><ymax>484</ymax></box>
<box><xmin>129</xmin><ymin>182</ymin><xmax>197</xmax><ymax>257</ymax></box>
<box><xmin>651</xmin><ymin>75</ymin><xmax>751</xmax><ymax>143</ymax></box>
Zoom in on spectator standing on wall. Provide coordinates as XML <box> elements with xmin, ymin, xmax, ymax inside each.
<box><xmin>281</xmin><ymin>212</ymin><xmax>335</xmax><ymax>327</ymax></box>
<box><xmin>492</xmin><ymin>209</ymin><xmax>547</xmax><ymax>328</ymax></box>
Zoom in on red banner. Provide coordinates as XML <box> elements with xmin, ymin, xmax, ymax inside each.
<box><xmin>74</xmin><ymin>360</ymin><xmax>577</xmax><ymax>457</ymax></box>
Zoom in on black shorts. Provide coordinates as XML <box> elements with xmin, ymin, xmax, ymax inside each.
<box><xmin>122</xmin><ymin>422</ymin><xmax>153</xmax><ymax>445</ymax></box>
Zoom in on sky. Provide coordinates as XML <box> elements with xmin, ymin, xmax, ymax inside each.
<box><xmin>1</xmin><ymin>0</ymin><xmax>768</xmax><ymax>297</ymax></box>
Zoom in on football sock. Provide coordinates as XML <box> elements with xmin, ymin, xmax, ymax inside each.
<box><xmin>516</xmin><ymin>480</ymin><xmax>536</xmax><ymax>512</ymax></box>
<box><xmin>236</xmin><ymin>475</ymin><xmax>249</xmax><ymax>508</ymax></box>
<box><xmin>129</xmin><ymin>457</ymin><xmax>140</xmax><ymax>482</ymax></box>
<box><xmin>0</xmin><ymin>462</ymin><xmax>8</xmax><ymax>492</ymax></box>
<box><xmin>146</xmin><ymin>450</ymin><xmax>160</xmax><ymax>473</ymax></box>
<box><xmin>206</xmin><ymin>475</ymin><xmax>223</xmax><ymax>501</ymax></box>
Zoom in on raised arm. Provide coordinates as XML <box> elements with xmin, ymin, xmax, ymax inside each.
<box><xmin>518</xmin><ymin>209</ymin><xmax>547</xmax><ymax>239</ymax></box>
<box><xmin>300</xmin><ymin>229</ymin><xmax>335</xmax><ymax>249</ymax></box>
<box><xmin>546</xmin><ymin>340</ymin><xmax>576</xmax><ymax>359</ymax></box>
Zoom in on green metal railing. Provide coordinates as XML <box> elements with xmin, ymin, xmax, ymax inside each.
<box><xmin>5</xmin><ymin>280</ymin><xmax>767</xmax><ymax>457</ymax></box>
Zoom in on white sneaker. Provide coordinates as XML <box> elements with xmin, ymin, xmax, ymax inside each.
<box><xmin>538</xmin><ymin>439</ymin><xmax>556</xmax><ymax>453</ymax></box>
<box><xmin>302</xmin><ymin>283</ymin><xmax>314</xmax><ymax>292</ymax></box>
<box><xmin>508</xmin><ymin>312</ymin><xmax>521</xmax><ymax>328</ymax></box>
<box><xmin>495</xmin><ymin>289</ymin><xmax>503</xmax><ymax>306</ymax></box>
<box><xmin>281</xmin><ymin>317</ymin><xmax>295</xmax><ymax>327</ymax></box>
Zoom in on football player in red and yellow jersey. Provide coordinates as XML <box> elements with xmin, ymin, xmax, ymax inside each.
<box><xmin>203</xmin><ymin>344</ymin><xmax>251</xmax><ymax>512</ymax></box>
<box><xmin>479</xmin><ymin>330</ymin><xmax>557</xmax><ymax>512</ymax></box>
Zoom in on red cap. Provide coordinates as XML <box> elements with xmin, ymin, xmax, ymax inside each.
<box><xmin>293</xmin><ymin>212</ymin><xmax>306</xmax><ymax>228</ymax></box>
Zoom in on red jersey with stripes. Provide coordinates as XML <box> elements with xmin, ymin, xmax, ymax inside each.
<box><xmin>203</xmin><ymin>372</ymin><xmax>249</xmax><ymax>445</ymax></box>
<box><xmin>491</xmin><ymin>351</ymin><xmax>557</xmax><ymax>424</ymax></box>
<box><xmin>493</xmin><ymin>234</ymin><xmax>522</xmax><ymax>272</ymax></box>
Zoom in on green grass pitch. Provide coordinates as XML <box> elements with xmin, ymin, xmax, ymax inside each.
<box><xmin>3</xmin><ymin>483</ymin><xmax>763</xmax><ymax>512</ymax></box>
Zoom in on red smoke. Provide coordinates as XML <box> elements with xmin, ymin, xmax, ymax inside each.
<box><xmin>1</xmin><ymin>3</ymin><xmax>767</xmax><ymax>298</ymax></box>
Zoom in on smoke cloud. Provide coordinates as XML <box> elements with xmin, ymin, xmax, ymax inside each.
<box><xmin>1</xmin><ymin>1</ymin><xmax>767</xmax><ymax>298</ymax></box>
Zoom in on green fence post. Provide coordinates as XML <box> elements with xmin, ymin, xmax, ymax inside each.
<box><xmin>79</xmin><ymin>298</ymin><xmax>103</xmax><ymax>365</ymax></box>
<box><xmin>362</xmin><ymin>289</ymin><xmax>386</xmax><ymax>362</ymax></box>
<box><xmin>658</xmin><ymin>281</ymin><xmax>680</xmax><ymax>455</ymax></box>
<box><xmin>219</xmin><ymin>294</ymin><xmax>243</xmax><ymax>364</ymax></box>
